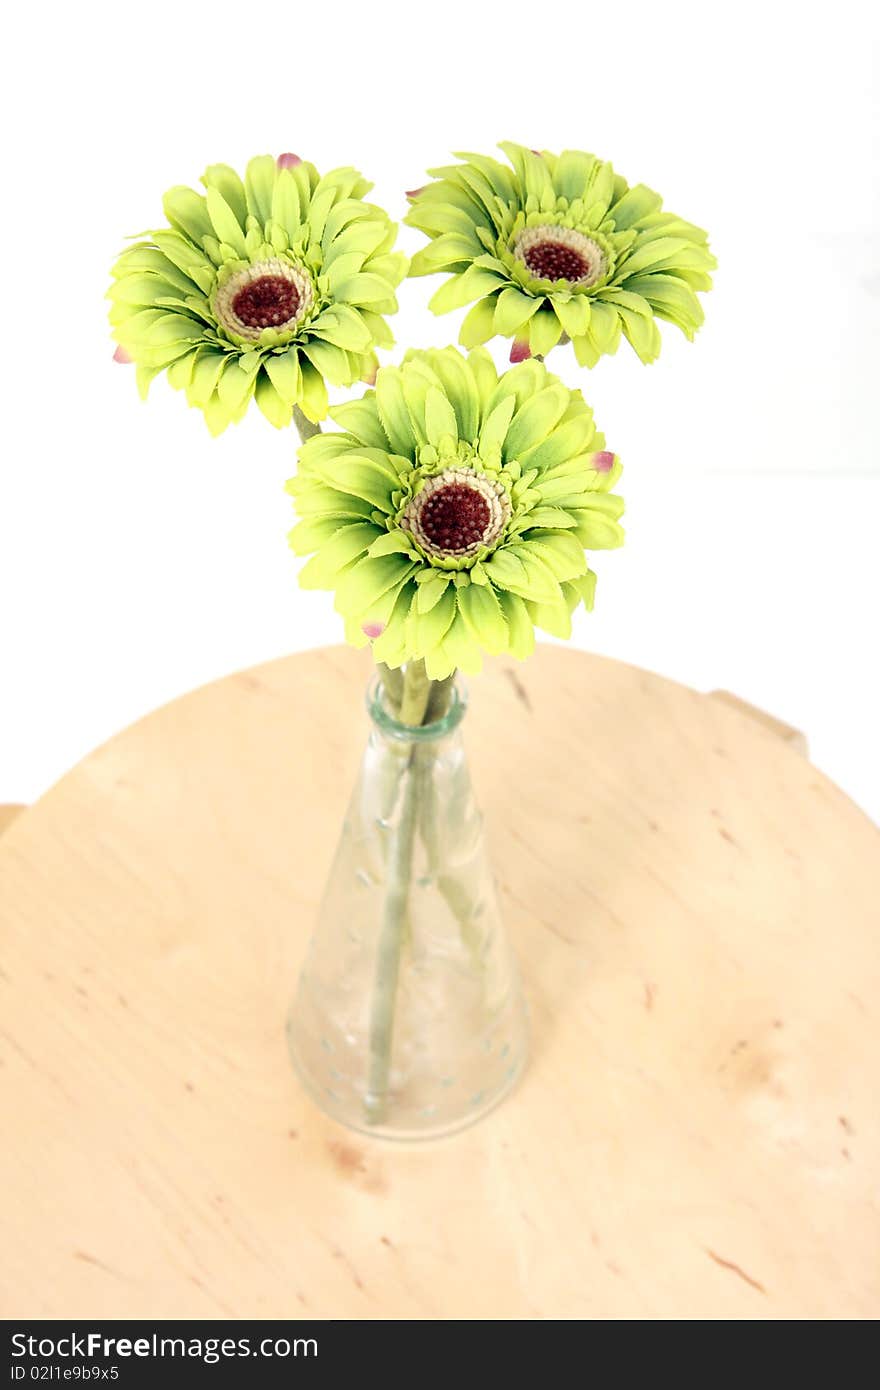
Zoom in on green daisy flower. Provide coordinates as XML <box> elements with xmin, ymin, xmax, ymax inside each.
<box><xmin>108</xmin><ymin>154</ymin><xmax>407</xmax><ymax>435</ymax></box>
<box><xmin>405</xmin><ymin>142</ymin><xmax>715</xmax><ymax>367</ymax></box>
<box><xmin>286</xmin><ymin>347</ymin><xmax>624</xmax><ymax>679</ymax></box>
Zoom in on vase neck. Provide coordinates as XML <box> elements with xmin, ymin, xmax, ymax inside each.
<box><xmin>366</xmin><ymin>672</ymin><xmax>468</xmax><ymax>745</ymax></box>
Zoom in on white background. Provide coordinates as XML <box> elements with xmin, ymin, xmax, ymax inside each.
<box><xmin>1</xmin><ymin>2</ymin><xmax>878</xmax><ymax>818</ymax></box>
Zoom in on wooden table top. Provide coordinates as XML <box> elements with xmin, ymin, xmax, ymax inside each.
<box><xmin>1</xmin><ymin>645</ymin><xmax>878</xmax><ymax>1320</ymax></box>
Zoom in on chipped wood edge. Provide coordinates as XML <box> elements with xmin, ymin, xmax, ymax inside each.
<box><xmin>709</xmin><ymin>692</ymin><xmax>808</xmax><ymax>758</ymax></box>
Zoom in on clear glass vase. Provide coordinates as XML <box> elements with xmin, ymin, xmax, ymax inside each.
<box><xmin>287</xmin><ymin>670</ymin><xmax>528</xmax><ymax>1140</ymax></box>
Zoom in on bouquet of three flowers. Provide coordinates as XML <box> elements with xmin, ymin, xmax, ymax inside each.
<box><xmin>110</xmin><ymin>143</ymin><xmax>714</xmax><ymax>1137</ymax></box>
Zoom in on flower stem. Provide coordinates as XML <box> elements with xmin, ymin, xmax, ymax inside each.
<box><xmin>425</xmin><ymin>673</ymin><xmax>455</xmax><ymax>723</ymax></box>
<box><xmin>376</xmin><ymin>662</ymin><xmax>404</xmax><ymax>718</ymax></box>
<box><xmin>293</xmin><ymin>406</ymin><xmax>322</xmax><ymax>443</ymax></box>
<box><xmin>365</xmin><ymin>659</ymin><xmax>431</xmax><ymax>1125</ymax></box>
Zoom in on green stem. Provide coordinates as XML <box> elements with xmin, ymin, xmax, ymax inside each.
<box><xmin>365</xmin><ymin>756</ymin><xmax>418</xmax><ymax>1124</ymax></box>
<box><xmin>293</xmin><ymin>405</ymin><xmax>322</xmax><ymax>443</ymax></box>
<box><xmin>374</xmin><ymin>663</ymin><xmax>416</xmax><ymax>824</ymax></box>
<box><xmin>425</xmin><ymin>673</ymin><xmax>455</xmax><ymax>723</ymax></box>
<box><xmin>398</xmin><ymin>658</ymin><xmax>431</xmax><ymax>726</ymax></box>
<box><xmin>365</xmin><ymin>660</ymin><xmax>431</xmax><ymax>1125</ymax></box>
<box><xmin>376</xmin><ymin>662</ymin><xmax>404</xmax><ymax>719</ymax></box>
<box><xmin>416</xmin><ymin>736</ymin><xmax>484</xmax><ymax>972</ymax></box>
<box><xmin>415</xmin><ymin>671</ymin><xmax>479</xmax><ymax>954</ymax></box>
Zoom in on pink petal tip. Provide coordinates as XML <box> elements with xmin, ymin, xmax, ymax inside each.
<box><xmin>509</xmin><ymin>339</ymin><xmax>531</xmax><ymax>364</ymax></box>
<box><xmin>362</xmin><ymin>364</ymin><xmax>378</xmax><ymax>387</ymax></box>
<box><xmin>277</xmin><ymin>152</ymin><xmax>302</xmax><ymax>170</ymax></box>
<box><xmin>405</xmin><ymin>186</ymin><xmax>427</xmax><ymax>200</ymax></box>
<box><xmin>113</xmin><ymin>345</ymin><xmax>133</xmax><ymax>364</ymax></box>
<box><xmin>593</xmin><ymin>451</ymin><xmax>615</xmax><ymax>472</ymax></box>
<box><xmin>362</xmin><ymin>622</ymin><xmax>385</xmax><ymax>641</ymax></box>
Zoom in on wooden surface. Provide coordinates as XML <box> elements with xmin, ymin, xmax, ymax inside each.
<box><xmin>1</xmin><ymin>645</ymin><xmax>878</xmax><ymax>1321</ymax></box>
<box><xmin>0</xmin><ymin>804</ymin><xmax>25</xmax><ymax>836</ymax></box>
<box><xmin>709</xmin><ymin>690</ymin><xmax>809</xmax><ymax>757</ymax></box>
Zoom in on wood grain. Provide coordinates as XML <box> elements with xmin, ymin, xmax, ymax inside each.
<box><xmin>1</xmin><ymin>645</ymin><xmax>878</xmax><ymax>1320</ymax></box>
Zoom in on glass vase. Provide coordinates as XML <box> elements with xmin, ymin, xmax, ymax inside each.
<box><xmin>287</xmin><ymin>669</ymin><xmax>528</xmax><ymax>1140</ymax></box>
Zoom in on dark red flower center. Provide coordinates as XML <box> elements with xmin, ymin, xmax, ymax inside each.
<box><xmin>231</xmin><ymin>275</ymin><xmax>300</xmax><ymax>329</ymax></box>
<box><xmin>523</xmin><ymin>239</ymin><xmax>592</xmax><ymax>282</ymax></box>
<box><xmin>418</xmin><ymin>484</ymin><xmax>492</xmax><ymax>553</ymax></box>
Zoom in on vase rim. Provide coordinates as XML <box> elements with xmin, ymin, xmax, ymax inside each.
<box><xmin>366</xmin><ymin>675</ymin><xmax>468</xmax><ymax>742</ymax></box>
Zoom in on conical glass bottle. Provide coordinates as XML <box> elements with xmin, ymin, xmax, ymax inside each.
<box><xmin>287</xmin><ymin>665</ymin><xmax>528</xmax><ymax>1140</ymax></box>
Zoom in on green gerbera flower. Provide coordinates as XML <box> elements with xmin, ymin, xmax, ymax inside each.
<box><xmin>405</xmin><ymin>142</ymin><xmax>715</xmax><ymax>367</ymax></box>
<box><xmin>108</xmin><ymin>154</ymin><xmax>407</xmax><ymax>435</ymax></box>
<box><xmin>286</xmin><ymin>347</ymin><xmax>624</xmax><ymax>679</ymax></box>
